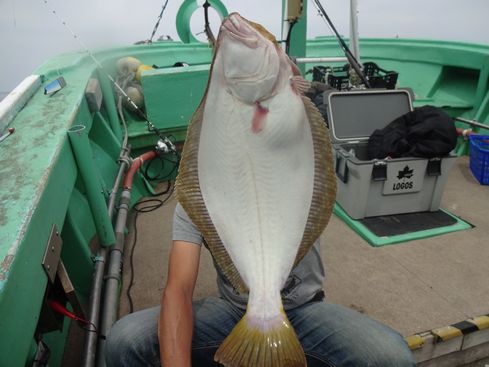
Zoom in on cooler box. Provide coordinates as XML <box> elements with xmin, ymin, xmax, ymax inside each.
<box><xmin>326</xmin><ymin>90</ymin><xmax>457</xmax><ymax>220</ymax></box>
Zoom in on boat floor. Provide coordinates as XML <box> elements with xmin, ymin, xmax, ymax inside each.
<box><xmin>118</xmin><ymin>155</ymin><xmax>489</xmax><ymax>361</ymax></box>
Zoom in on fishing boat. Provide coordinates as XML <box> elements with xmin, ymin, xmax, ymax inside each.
<box><xmin>1</xmin><ymin>0</ymin><xmax>488</xmax><ymax>366</ymax></box>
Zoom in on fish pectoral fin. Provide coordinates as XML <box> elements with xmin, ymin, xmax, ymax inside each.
<box><xmin>214</xmin><ymin>311</ymin><xmax>306</xmax><ymax>367</ymax></box>
<box><xmin>290</xmin><ymin>76</ymin><xmax>311</xmax><ymax>95</ymax></box>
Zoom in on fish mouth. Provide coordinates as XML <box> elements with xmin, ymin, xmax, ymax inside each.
<box><xmin>221</xmin><ymin>13</ymin><xmax>259</xmax><ymax>48</ymax></box>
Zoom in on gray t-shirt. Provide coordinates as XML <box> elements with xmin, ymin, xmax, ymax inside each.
<box><xmin>172</xmin><ymin>202</ymin><xmax>325</xmax><ymax>310</ymax></box>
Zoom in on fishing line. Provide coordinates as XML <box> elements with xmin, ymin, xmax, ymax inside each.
<box><xmin>41</xmin><ymin>0</ymin><xmax>170</xmax><ymax>140</ymax></box>
<box><xmin>310</xmin><ymin>0</ymin><xmax>358</xmax><ymax>63</ymax></box>
<box><xmin>10</xmin><ymin>0</ymin><xmax>17</xmax><ymax>28</ymax></box>
<box><xmin>43</xmin><ymin>0</ymin><xmax>180</xmax><ymax>315</ymax></box>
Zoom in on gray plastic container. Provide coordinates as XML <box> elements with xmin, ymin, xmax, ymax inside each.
<box><xmin>326</xmin><ymin>90</ymin><xmax>457</xmax><ymax>220</ymax></box>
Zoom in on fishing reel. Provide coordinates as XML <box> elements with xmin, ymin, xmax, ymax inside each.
<box><xmin>155</xmin><ymin>136</ymin><xmax>176</xmax><ymax>155</ymax></box>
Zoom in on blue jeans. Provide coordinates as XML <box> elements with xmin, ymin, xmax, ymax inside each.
<box><xmin>106</xmin><ymin>297</ymin><xmax>415</xmax><ymax>366</ymax></box>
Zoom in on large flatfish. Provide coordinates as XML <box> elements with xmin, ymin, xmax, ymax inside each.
<box><xmin>176</xmin><ymin>12</ymin><xmax>336</xmax><ymax>367</ymax></box>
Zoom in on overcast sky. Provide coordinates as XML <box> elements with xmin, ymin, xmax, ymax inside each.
<box><xmin>0</xmin><ymin>0</ymin><xmax>488</xmax><ymax>96</ymax></box>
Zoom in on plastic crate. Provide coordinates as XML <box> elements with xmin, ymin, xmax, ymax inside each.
<box><xmin>363</xmin><ymin>62</ymin><xmax>398</xmax><ymax>89</ymax></box>
<box><xmin>469</xmin><ymin>135</ymin><xmax>489</xmax><ymax>185</ymax></box>
<box><xmin>311</xmin><ymin>63</ymin><xmax>398</xmax><ymax>90</ymax></box>
<box><xmin>312</xmin><ymin>65</ymin><xmax>349</xmax><ymax>86</ymax></box>
<box><xmin>328</xmin><ymin>71</ymin><xmax>350</xmax><ymax>90</ymax></box>
<box><xmin>312</xmin><ymin>66</ymin><xmax>331</xmax><ymax>83</ymax></box>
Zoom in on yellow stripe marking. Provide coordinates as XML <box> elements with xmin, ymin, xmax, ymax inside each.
<box><xmin>405</xmin><ymin>334</ymin><xmax>424</xmax><ymax>350</ymax></box>
<box><xmin>468</xmin><ymin>316</ymin><xmax>489</xmax><ymax>330</ymax></box>
<box><xmin>432</xmin><ymin>326</ymin><xmax>463</xmax><ymax>341</ymax></box>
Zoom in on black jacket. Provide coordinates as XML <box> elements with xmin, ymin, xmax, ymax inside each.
<box><xmin>367</xmin><ymin>105</ymin><xmax>457</xmax><ymax>160</ymax></box>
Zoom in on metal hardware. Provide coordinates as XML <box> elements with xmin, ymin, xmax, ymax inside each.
<box><xmin>0</xmin><ymin>127</ymin><xmax>15</xmax><ymax>143</ymax></box>
<box><xmin>41</xmin><ymin>225</ymin><xmax>63</xmax><ymax>284</ymax></box>
<box><xmin>372</xmin><ymin>161</ymin><xmax>387</xmax><ymax>181</ymax></box>
<box><xmin>427</xmin><ymin>158</ymin><xmax>442</xmax><ymax>176</ymax></box>
<box><xmin>335</xmin><ymin>156</ymin><xmax>349</xmax><ymax>183</ymax></box>
<box><xmin>37</xmin><ymin>259</ymin><xmax>86</xmax><ymax>334</ymax></box>
<box><xmin>454</xmin><ymin>117</ymin><xmax>489</xmax><ymax>131</ymax></box>
<box><xmin>155</xmin><ymin>136</ymin><xmax>176</xmax><ymax>154</ymax></box>
<box><xmin>58</xmin><ymin>261</ymin><xmax>86</xmax><ymax>319</ymax></box>
<box><xmin>39</xmin><ymin>226</ymin><xmax>85</xmax><ymax>335</ymax></box>
<box><xmin>31</xmin><ymin>340</ymin><xmax>50</xmax><ymax>367</ymax></box>
<box><xmin>295</xmin><ymin>57</ymin><xmax>348</xmax><ymax>64</ymax></box>
<box><xmin>155</xmin><ymin>139</ymin><xmax>170</xmax><ymax>154</ymax></box>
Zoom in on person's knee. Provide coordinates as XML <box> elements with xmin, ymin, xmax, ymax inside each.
<box><xmin>105</xmin><ymin>316</ymin><xmax>136</xmax><ymax>366</ymax></box>
<box><xmin>293</xmin><ymin>303</ymin><xmax>415</xmax><ymax>367</ymax></box>
<box><xmin>339</xmin><ymin>326</ymin><xmax>415</xmax><ymax>367</ymax></box>
<box><xmin>105</xmin><ymin>309</ymin><xmax>160</xmax><ymax>367</ymax></box>
<box><xmin>336</xmin><ymin>321</ymin><xmax>415</xmax><ymax>366</ymax></box>
<box><xmin>305</xmin><ymin>334</ymin><xmax>414</xmax><ymax>367</ymax></box>
<box><xmin>369</xmin><ymin>338</ymin><xmax>415</xmax><ymax>367</ymax></box>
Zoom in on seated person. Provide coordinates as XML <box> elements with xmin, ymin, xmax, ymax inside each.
<box><xmin>106</xmin><ymin>203</ymin><xmax>415</xmax><ymax>367</ymax></box>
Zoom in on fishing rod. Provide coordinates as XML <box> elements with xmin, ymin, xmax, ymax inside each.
<box><xmin>203</xmin><ymin>0</ymin><xmax>216</xmax><ymax>48</ymax></box>
<box><xmin>310</xmin><ymin>0</ymin><xmax>370</xmax><ymax>88</ymax></box>
<box><xmin>148</xmin><ymin>0</ymin><xmax>170</xmax><ymax>44</ymax></box>
<box><xmin>41</xmin><ymin>0</ymin><xmax>175</xmax><ymax>150</ymax></box>
<box><xmin>42</xmin><ymin>3</ymin><xmax>178</xmax><ymax>367</ymax></box>
<box><xmin>455</xmin><ymin>117</ymin><xmax>489</xmax><ymax>131</ymax></box>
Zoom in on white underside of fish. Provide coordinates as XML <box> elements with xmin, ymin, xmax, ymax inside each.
<box><xmin>198</xmin><ymin>52</ymin><xmax>315</xmax><ymax>323</ymax></box>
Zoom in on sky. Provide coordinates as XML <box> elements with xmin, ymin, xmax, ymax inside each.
<box><xmin>0</xmin><ymin>0</ymin><xmax>488</xmax><ymax>98</ymax></box>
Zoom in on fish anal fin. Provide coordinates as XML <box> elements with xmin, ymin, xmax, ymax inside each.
<box><xmin>214</xmin><ymin>311</ymin><xmax>306</xmax><ymax>367</ymax></box>
<box><xmin>293</xmin><ymin>96</ymin><xmax>337</xmax><ymax>268</ymax></box>
<box><xmin>176</xmin><ymin>103</ymin><xmax>247</xmax><ymax>293</ymax></box>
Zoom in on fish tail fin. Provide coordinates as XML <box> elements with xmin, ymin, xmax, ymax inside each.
<box><xmin>214</xmin><ymin>310</ymin><xmax>306</xmax><ymax>367</ymax></box>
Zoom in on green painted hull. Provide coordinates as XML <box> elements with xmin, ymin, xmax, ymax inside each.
<box><xmin>0</xmin><ymin>37</ymin><xmax>488</xmax><ymax>366</ymax></box>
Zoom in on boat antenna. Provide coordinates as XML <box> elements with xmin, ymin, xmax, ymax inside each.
<box><xmin>310</xmin><ymin>0</ymin><xmax>370</xmax><ymax>88</ymax></box>
<box><xmin>203</xmin><ymin>0</ymin><xmax>216</xmax><ymax>48</ymax></box>
<box><xmin>148</xmin><ymin>0</ymin><xmax>170</xmax><ymax>44</ymax></box>
<box><xmin>41</xmin><ymin>0</ymin><xmax>175</xmax><ymax>147</ymax></box>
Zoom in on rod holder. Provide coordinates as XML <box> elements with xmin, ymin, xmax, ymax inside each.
<box><xmin>68</xmin><ymin>124</ymin><xmax>116</xmax><ymax>247</ymax></box>
<box><xmin>98</xmin><ymin>70</ymin><xmax>123</xmax><ymax>142</ymax></box>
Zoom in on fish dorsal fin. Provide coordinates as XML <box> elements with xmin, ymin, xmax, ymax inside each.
<box><xmin>293</xmin><ymin>96</ymin><xmax>337</xmax><ymax>268</ymax></box>
<box><xmin>176</xmin><ymin>103</ymin><xmax>248</xmax><ymax>293</ymax></box>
